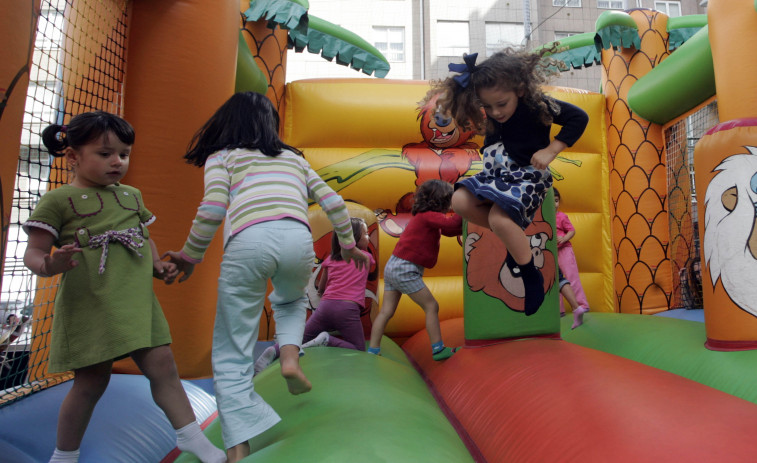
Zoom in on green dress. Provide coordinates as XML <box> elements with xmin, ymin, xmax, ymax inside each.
<box><xmin>24</xmin><ymin>183</ymin><xmax>171</xmax><ymax>372</ymax></box>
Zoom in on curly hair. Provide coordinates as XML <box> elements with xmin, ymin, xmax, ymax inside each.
<box><xmin>412</xmin><ymin>179</ymin><xmax>454</xmax><ymax>215</ymax></box>
<box><xmin>428</xmin><ymin>47</ymin><xmax>561</xmax><ymax>135</ymax></box>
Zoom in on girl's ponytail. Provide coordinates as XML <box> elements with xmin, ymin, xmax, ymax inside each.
<box><xmin>40</xmin><ymin>111</ymin><xmax>135</xmax><ymax>158</ymax></box>
<box><xmin>41</xmin><ymin>124</ymin><xmax>68</xmax><ymax>157</ymax></box>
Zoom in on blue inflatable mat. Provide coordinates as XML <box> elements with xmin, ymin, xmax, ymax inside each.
<box><xmin>0</xmin><ymin>374</ymin><xmax>217</xmax><ymax>463</ymax></box>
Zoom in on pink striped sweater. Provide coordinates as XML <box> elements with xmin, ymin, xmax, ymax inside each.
<box><xmin>180</xmin><ymin>148</ymin><xmax>355</xmax><ymax>263</ymax></box>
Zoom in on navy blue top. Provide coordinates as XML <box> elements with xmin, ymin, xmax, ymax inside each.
<box><xmin>483</xmin><ymin>97</ymin><xmax>589</xmax><ymax>167</ymax></box>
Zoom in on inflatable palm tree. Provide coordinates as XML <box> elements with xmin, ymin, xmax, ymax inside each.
<box><xmin>239</xmin><ymin>0</ymin><xmax>390</xmax><ymax>114</ymax></box>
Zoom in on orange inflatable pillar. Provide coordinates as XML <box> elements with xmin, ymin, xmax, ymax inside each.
<box><xmin>601</xmin><ymin>9</ymin><xmax>672</xmax><ymax>314</ymax></box>
<box><xmin>0</xmin><ymin>1</ymin><xmax>39</xmax><ymax>281</ymax></box>
<box><xmin>692</xmin><ymin>0</ymin><xmax>757</xmax><ymax>350</ymax></box>
<box><xmin>694</xmin><ymin>123</ymin><xmax>757</xmax><ymax>350</ymax></box>
<box><xmin>708</xmin><ymin>0</ymin><xmax>757</xmax><ymax>122</ymax></box>
<box><xmin>118</xmin><ymin>0</ymin><xmax>239</xmax><ymax>377</ymax></box>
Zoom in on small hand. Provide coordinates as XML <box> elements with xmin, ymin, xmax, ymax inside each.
<box><xmin>530</xmin><ymin>148</ymin><xmax>557</xmax><ymax>170</ymax></box>
<box><xmin>153</xmin><ymin>259</ymin><xmax>179</xmax><ymax>284</ymax></box>
<box><xmin>43</xmin><ymin>243</ymin><xmax>82</xmax><ymax>276</ymax></box>
<box><xmin>161</xmin><ymin>250</ymin><xmax>196</xmax><ymax>283</ymax></box>
<box><xmin>341</xmin><ymin>247</ymin><xmax>369</xmax><ymax>271</ymax></box>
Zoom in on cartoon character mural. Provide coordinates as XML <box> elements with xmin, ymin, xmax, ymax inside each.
<box><xmin>464</xmin><ymin>207</ymin><xmax>556</xmax><ymax>313</ymax></box>
<box><xmin>380</xmin><ymin>93</ymin><xmax>480</xmax><ymax>236</ymax></box>
<box><xmin>402</xmin><ymin>93</ymin><xmax>480</xmax><ymax>188</ymax></box>
<box><xmin>703</xmin><ymin>146</ymin><xmax>757</xmax><ymax>318</ymax></box>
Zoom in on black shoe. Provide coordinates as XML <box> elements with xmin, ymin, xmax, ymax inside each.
<box><xmin>520</xmin><ymin>258</ymin><xmax>545</xmax><ymax>316</ymax></box>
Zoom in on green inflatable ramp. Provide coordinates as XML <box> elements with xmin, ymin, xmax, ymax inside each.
<box><xmin>175</xmin><ymin>338</ymin><xmax>473</xmax><ymax>462</ymax></box>
<box><xmin>561</xmin><ymin>312</ymin><xmax>757</xmax><ymax>406</ymax></box>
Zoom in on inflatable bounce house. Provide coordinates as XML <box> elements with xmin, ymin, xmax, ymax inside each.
<box><xmin>3</xmin><ymin>1</ymin><xmax>757</xmax><ymax>461</ymax></box>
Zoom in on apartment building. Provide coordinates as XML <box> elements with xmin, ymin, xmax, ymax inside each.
<box><xmin>285</xmin><ymin>0</ymin><xmax>706</xmax><ymax>91</ymax></box>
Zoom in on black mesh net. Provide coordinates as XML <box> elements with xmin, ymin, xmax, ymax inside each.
<box><xmin>1</xmin><ymin>0</ymin><xmax>128</xmax><ymax>406</ymax></box>
<box><xmin>665</xmin><ymin>100</ymin><xmax>718</xmax><ymax>311</ymax></box>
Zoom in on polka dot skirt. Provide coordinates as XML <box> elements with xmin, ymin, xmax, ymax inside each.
<box><xmin>456</xmin><ymin>142</ymin><xmax>552</xmax><ymax>229</ymax></box>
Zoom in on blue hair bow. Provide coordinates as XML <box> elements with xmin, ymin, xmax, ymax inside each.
<box><xmin>448</xmin><ymin>53</ymin><xmax>479</xmax><ymax>88</ymax></box>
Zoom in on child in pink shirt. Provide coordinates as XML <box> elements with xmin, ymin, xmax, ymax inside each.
<box><xmin>555</xmin><ymin>188</ymin><xmax>589</xmax><ymax>328</ymax></box>
<box><xmin>255</xmin><ymin>218</ymin><xmax>375</xmax><ymax>374</ymax></box>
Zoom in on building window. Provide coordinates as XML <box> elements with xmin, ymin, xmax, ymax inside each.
<box><xmin>554</xmin><ymin>31</ymin><xmax>580</xmax><ymax>40</ymax></box>
<box><xmin>373</xmin><ymin>26</ymin><xmax>405</xmax><ymax>62</ymax></box>
<box><xmin>485</xmin><ymin>23</ymin><xmax>524</xmax><ymax>56</ymax></box>
<box><xmin>553</xmin><ymin>0</ymin><xmax>581</xmax><ymax>7</ymax></box>
<box><xmin>437</xmin><ymin>21</ymin><xmax>469</xmax><ymax>56</ymax></box>
<box><xmin>597</xmin><ymin>0</ymin><xmax>624</xmax><ymax>8</ymax></box>
<box><xmin>654</xmin><ymin>1</ymin><xmax>682</xmax><ymax>16</ymax></box>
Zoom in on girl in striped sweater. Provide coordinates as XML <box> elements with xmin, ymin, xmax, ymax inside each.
<box><xmin>164</xmin><ymin>92</ymin><xmax>368</xmax><ymax>463</ymax></box>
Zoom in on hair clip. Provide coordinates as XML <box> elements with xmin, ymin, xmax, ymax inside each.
<box><xmin>448</xmin><ymin>53</ymin><xmax>479</xmax><ymax>88</ymax></box>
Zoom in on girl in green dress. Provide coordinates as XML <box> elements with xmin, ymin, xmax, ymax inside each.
<box><xmin>23</xmin><ymin>111</ymin><xmax>225</xmax><ymax>463</ymax></box>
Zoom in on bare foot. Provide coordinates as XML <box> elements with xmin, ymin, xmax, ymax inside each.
<box><xmin>281</xmin><ymin>363</ymin><xmax>312</xmax><ymax>395</ymax></box>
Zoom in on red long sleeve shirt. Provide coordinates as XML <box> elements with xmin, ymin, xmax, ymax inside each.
<box><xmin>392</xmin><ymin>211</ymin><xmax>463</xmax><ymax>269</ymax></box>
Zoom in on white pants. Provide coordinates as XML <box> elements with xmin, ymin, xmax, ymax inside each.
<box><xmin>212</xmin><ymin>220</ymin><xmax>314</xmax><ymax>448</ymax></box>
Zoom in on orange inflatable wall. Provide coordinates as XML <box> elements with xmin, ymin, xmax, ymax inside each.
<box><xmin>113</xmin><ymin>0</ymin><xmax>239</xmax><ymax>377</ymax></box>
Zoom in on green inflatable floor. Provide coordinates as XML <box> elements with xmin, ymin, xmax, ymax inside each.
<box><xmin>561</xmin><ymin>312</ymin><xmax>757</xmax><ymax>405</ymax></box>
<box><xmin>175</xmin><ymin>338</ymin><xmax>473</xmax><ymax>462</ymax></box>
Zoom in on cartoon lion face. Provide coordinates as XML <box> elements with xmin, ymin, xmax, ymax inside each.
<box><xmin>418</xmin><ymin>93</ymin><xmax>477</xmax><ymax>149</ymax></box>
<box><xmin>464</xmin><ymin>208</ymin><xmax>556</xmax><ymax>312</ymax></box>
<box><xmin>703</xmin><ymin>145</ymin><xmax>757</xmax><ymax>318</ymax></box>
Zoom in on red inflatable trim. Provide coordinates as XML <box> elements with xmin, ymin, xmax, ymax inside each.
<box><xmin>705</xmin><ymin>338</ymin><xmax>757</xmax><ymax>351</ymax></box>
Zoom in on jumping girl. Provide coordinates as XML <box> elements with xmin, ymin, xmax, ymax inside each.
<box><xmin>431</xmin><ymin>48</ymin><xmax>589</xmax><ymax>314</ymax></box>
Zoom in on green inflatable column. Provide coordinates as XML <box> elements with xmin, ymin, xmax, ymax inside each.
<box><xmin>462</xmin><ymin>189</ymin><xmax>560</xmax><ymax>342</ymax></box>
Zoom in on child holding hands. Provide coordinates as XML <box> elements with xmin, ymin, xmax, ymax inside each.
<box><xmin>433</xmin><ymin>47</ymin><xmax>589</xmax><ymax>314</ymax></box>
<box><xmin>23</xmin><ymin>111</ymin><xmax>224</xmax><ymax>463</ymax></box>
<box><xmin>368</xmin><ymin>179</ymin><xmax>462</xmax><ymax>360</ymax></box>
<box><xmin>163</xmin><ymin>92</ymin><xmax>368</xmax><ymax>462</ymax></box>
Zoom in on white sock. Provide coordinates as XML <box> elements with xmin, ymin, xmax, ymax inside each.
<box><xmin>253</xmin><ymin>345</ymin><xmax>279</xmax><ymax>376</ymax></box>
<box><xmin>49</xmin><ymin>448</ymin><xmax>80</xmax><ymax>463</ymax></box>
<box><xmin>302</xmin><ymin>331</ymin><xmax>330</xmax><ymax>348</ymax></box>
<box><xmin>176</xmin><ymin>421</ymin><xmax>226</xmax><ymax>463</ymax></box>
